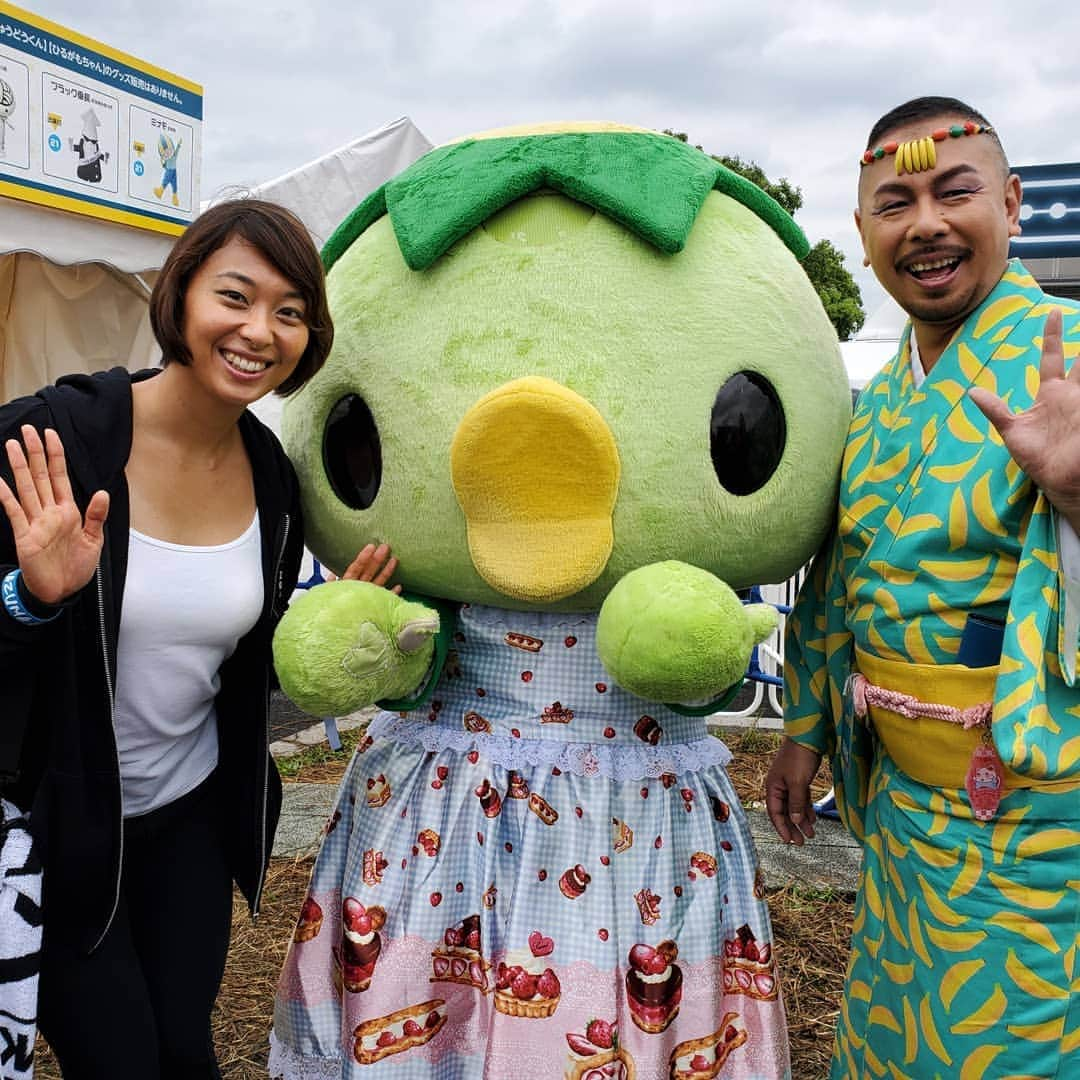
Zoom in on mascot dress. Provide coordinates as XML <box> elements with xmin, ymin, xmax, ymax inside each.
<box><xmin>268</xmin><ymin>123</ymin><xmax>850</xmax><ymax>1080</ymax></box>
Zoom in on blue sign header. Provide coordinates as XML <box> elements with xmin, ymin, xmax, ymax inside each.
<box><xmin>0</xmin><ymin>9</ymin><xmax>201</xmax><ymax>120</ymax></box>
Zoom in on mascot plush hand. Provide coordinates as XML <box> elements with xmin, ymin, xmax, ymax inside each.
<box><xmin>269</xmin><ymin>123</ymin><xmax>850</xmax><ymax>1080</ymax></box>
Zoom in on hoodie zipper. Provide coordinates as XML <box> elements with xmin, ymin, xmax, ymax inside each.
<box><xmin>89</xmin><ymin>563</ymin><xmax>122</xmax><ymax>953</ymax></box>
<box><xmin>252</xmin><ymin>510</ymin><xmax>291</xmax><ymax>920</ymax></box>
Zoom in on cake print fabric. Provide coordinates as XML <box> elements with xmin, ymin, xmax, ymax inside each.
<box><xmin>271</xmin><ymin>606</ymin><xmax>789</xmax><ymax>1079</ymax></box>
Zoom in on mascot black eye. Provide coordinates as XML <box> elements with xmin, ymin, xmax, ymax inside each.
<box><xmin>322</xmin><ymin>394</ymin><xmax>382</xmax><ymax>510</ymax></box>
<box><xmin>710</xmin><ymin>372</ymin><xmax>786</xmax><ymax>496</ymax></box>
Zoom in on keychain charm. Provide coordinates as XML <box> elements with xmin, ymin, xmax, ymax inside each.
<box><xmin>965</xmin><ymin>736</ymin><xmax>1006</xmax><ymax>821</ymax></box>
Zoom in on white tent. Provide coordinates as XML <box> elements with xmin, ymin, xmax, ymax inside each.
<box><xmin>0</xmin><ymin>116</ymin><xmax>431</xmax><ymax>405</ymax></box>
<box><xmin>246</xmin><ymin>115</ymin><xmax>431</xmax><ymax>253</ymax></box>
<box><xmin>0</xmin><ymin>201</ymin><xmax>168</xmax><ymax>402</ymax></box>
<box><xmin>841</xmin><ymin>295</ymin><xmax>906</xmax><ymax>391</ymax></box>
<box><xmin>244</xmin><ymin>117</ymin><xmax>432</xmax><ymax>436</ymax></box>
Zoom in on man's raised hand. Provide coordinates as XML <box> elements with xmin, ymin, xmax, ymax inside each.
<box><xmin>969</xmin><ymin>308</ymin><xmax>1080</xmax><ymax>530</ymax></box>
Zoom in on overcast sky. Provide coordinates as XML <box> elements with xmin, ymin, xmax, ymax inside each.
<box><xmin>35</xmin><ymin>0</ymin><xmax>1080</xmax><ymax>313</ymax></box>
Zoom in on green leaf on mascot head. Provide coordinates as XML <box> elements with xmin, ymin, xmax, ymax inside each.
<box><xmin>323</xmin><ymin>124</ymin><xmax>810</xmax><ymax>274</ymax></box>
<box><xmin>284</xmin><ymin>121</ymin><xmax>851</xmax><ymax>614</ymax></box>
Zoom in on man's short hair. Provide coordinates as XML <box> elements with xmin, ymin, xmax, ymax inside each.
<box><xmin>864</xmin><ymin>96</ymin><xmax>1009</xmax><ymax>174</ymax></box>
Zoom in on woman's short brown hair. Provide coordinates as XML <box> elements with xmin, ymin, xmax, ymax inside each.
<box><xmin>149</xmin><ymin>198</ymin><xmax>333</xmax><ymax>395</ymax></box>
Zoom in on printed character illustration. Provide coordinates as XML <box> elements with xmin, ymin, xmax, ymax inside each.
<box><xmin>0</xmin><ymin>78</ymin><xmax>14</xmax><ymax>157</ymax></box>
<box><xmin>153</xmin><ymin>132</ymin><xmax>183</xmax><ymax>206</ymax></box>
<box><xmin>965</xmin><ymin>743</ymin><xmax>1005</xmax><ymax>822</ymax></box>
<box><xmin>68</xmin><ymin>107</ymin><xmax>109</xmax><ymax>183</ymax></box>
<box><xmin>269</xmin><ymin>122</ymin><xmax>851</xmax><ymax>1078</ymax></box>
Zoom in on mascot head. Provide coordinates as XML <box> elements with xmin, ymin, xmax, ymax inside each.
<box><xmin>284</xmin><ymin>122</ymin><xmax>850</xmax><ymax>611</ymax></box>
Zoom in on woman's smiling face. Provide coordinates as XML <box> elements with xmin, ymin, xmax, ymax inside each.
<box><xmin>180</xmin><ymin>234</ymin><xmax>310</xmax><ymax>408</ymax></box>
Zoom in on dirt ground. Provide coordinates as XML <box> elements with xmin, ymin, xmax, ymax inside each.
<box><xmin>34</xmin><ymin>727</ymin><xmax>852</xmax><ymax>1079</ymax></box>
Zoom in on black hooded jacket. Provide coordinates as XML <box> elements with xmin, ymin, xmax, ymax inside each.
<box><xmin>0</xmin><ymin>368</ymin><xmax>302</xmax><ymax>953</ymax></box>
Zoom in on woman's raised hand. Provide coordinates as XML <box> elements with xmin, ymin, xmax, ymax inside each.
<box><xmin>0</xmin><ymin>425</ymin><xmax>110</xmax><ymax>605</ymax></box>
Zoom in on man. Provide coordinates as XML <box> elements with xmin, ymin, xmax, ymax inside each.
<box><xmin>766</xmin><ymin>96</ymin><xmax>1080</xmax><ymax>1078</ymax></box>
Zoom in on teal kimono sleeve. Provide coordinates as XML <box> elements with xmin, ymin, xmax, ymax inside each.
<box><xmin>993</xmin><ymin>493</ymin><xmax>1080</xmax><ymax>780</ymax></box>
<box><xmin>783</xmin><ymin>528</ymin><xmax>874</xmax><ymax>839</ymax></box>
<box><xmin>1058</xmin><ymin>510</ymin><xmax>1080</xmax><ymax>684</ymax></box>
<box><xmin>782</xmin><ymin>533</ymin><xmax>841</xmax><ymax>756</ymax></box>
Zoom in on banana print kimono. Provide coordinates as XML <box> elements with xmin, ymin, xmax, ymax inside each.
<box><xmin>785</xmin><ymin>261</ymin><xmax>1080</xmax><ymax>1079</ymax></box>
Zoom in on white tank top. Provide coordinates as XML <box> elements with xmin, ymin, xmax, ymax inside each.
<box><xmin>113</xmin><ymin>512</ymin><xmax>264</xmax><ymax>817</ymax></box>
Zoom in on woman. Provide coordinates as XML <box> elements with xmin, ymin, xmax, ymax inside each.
<box><xmin>0</xmin><ymin>199</ymin><xmax>394</xmax><ymax>1078</ymax></box>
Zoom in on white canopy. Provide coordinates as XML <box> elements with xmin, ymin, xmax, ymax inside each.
<box><xmin>0</xmin><ymin>198</ymin><xmax>175</xmax><ymax>274</ymax></box>
<box><xmin>0</xmin><ymin>202</ymin><xmax>167</xmax><ymax>402</ymax></box>
<box><xmin>248</xmin><ymin>116</ymin><xmax>432</xmax><ymax>251</ymax></box>
<box><xmin>841</xmin><ymin>295</ymin><xmax>906</xmax><ymax>390</ymax></box>
<box><xmin>0</xmin><ymin>117</ymin><xmax>432</xmax><ymax>404</ymax></box>
<box><xmin>245</xmin><ymin>118</ymin><xmax>432</xmax><ymax>436</ymax></box>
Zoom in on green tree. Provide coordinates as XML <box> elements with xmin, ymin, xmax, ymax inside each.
<box><xmin>801</xmin><ymin>239</ymin><xmax>866</xmax><ymax>340</ymax></box>
<box><xmin>664</xmin><ymin>130</ymin><xmax>865</xmax><ymax>339</ymax></box>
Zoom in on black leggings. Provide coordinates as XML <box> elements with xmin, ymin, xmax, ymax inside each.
<box><xmin>38</xmin><ymin>772</ymin><xmax>234</xmax><ymax>1079</ymax></box>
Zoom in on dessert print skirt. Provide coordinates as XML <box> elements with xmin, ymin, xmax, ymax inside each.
<box><xmin>271</xmin><ymin>606</ymin><xmax>790</xmax><ymax>1079</ymax></box>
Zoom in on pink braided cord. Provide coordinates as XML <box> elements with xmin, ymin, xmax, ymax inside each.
<box><xmin>850</xmin><ymin>673</ymin><xmax>991</xmax><ymax>730</ymax></box>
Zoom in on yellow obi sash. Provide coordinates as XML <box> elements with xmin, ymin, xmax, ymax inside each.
<box><xmin>854</xmin><ymin>648</ymin><xmax>1035</xmax><ymax>790</ymax></box>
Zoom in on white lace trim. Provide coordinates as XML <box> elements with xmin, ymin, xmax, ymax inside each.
<box><xmin>369</xmin><ymin>714</ymin><xmax>732</xmax><ymax>779</ymax></box>
<box><xmin>268</xmin><ymin>1031</ymin><xmax>341</xmax><ymax>1080</ymax></box>
<box><xmin>458</xmin><ymin>604</ymin><xmax>597</xmax><ymax>632</ymax></box>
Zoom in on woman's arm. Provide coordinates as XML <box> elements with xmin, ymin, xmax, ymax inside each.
<box><xmin>0</xmin><ymin>401</ymin><xmax>104</xmax><ymax>783</ymax></box>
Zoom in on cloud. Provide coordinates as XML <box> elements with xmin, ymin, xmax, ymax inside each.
<box><xmin>33</xmin><ymin>0</ymin><xmax>1080</xmax><ymax>311</ymax></box>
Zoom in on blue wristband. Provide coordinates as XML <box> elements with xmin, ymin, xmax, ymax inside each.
<box><xmin>2</xmin><ymin>569</ymin><xmax>62</xmax><ymax>626</ymax></box>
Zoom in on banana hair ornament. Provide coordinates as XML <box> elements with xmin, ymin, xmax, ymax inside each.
<box><xmin>860</xmin><ymin>121</ymin><xmax>995</xmax><ymax>174</ymax></box>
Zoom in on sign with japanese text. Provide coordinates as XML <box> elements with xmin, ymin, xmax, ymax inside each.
<box><xmin>0</xmin><ymin>1</ymin><xmax>201</xmax><ymax>235</ymax></box>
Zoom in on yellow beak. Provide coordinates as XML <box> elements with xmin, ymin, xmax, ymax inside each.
<box><xmin>451</xmin><ymin>376</ymin><xmax>620</xmax><ymax>602</ymax></box>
